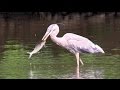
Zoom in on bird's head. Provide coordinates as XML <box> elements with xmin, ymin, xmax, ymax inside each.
<box><xmin>42</xmin><ymin>24</ymin><xmax>59</xmax><ymax>41</ymax></box>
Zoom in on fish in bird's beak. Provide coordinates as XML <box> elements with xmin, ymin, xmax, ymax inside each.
<box><xmin>28</xmin><ymin>24</ymin><xmax>57</xmax><ymax>59</ymax></box>
<box><xmin>42</xmin><ymin>30</ymin><xmax>52</xmax><ymax>41</ymax></box>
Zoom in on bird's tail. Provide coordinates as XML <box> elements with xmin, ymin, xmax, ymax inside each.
<box><xmin>95</xmin><ymin>44</ymin><xmax>105</xmax><ymax>53</ymax></box>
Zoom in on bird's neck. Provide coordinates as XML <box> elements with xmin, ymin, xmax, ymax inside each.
<box><xmin>50</xmin><ymin>34</ymin><xmax>62</xmax><ymax>46</ymax></box>
<box><xmin>50</xmin><ymin>34</ymin><xmax>58</xmax><ymax>42</ymax></box>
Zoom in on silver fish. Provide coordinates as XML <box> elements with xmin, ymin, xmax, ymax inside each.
<box><xmin>27</xmin><ymin>41</ymin><xmax>46</xmax><ymax>59</ymax></box>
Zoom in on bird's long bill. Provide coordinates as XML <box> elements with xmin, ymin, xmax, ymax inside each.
<box><xmin>42</xmin><ymin>30</ymin><xmax>52</xmax><ymax>41</ymax></box>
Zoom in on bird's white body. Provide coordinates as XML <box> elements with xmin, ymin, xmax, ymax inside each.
<box><xmin>28</xmin><ymin>24</ymin><xmax>105</xmax><ymax>66</ymax></box>
<box><xmin>50</xmin><ymin>33</ymin><xmax>104</xmax><ymax>54</ymax></box>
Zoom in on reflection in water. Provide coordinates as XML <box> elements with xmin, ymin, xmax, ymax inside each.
<box><xmin>80</xmin><ymin>67</ymin><xmax>104</xmax><ymax>79</ymax></box>
<box><xmin>28</xmin><ymin>62</ymin><xmax>103</xmax><ymax>79</ymax></box>
<box><xmin>0</xmin><ymin>13</ymin><xmax>120</xmax><ymax>79</ymax></box>
<box><xmin>29</xmin><ymin>70</ymin><xmax>34</xmax><ymax>79</ymax></box>
<box><xmin>29</xmin><ymin>63</ymin><xmax>34</xmax><ymax>79</ymax></box>
<box><xmin>76</xmin><ymin>66</ymin><xmax>80</xmax><ymax>79</ymax></box>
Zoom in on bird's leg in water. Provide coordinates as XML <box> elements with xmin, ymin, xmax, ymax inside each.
<box><xmin>76</xmin><ymin>65</ymin><xmax>80</xmax><ymax>79</ymax></box>
<box><xmin>79</xmin><ymin>57</ymin><xmax>84</xmax><ymax>65</ymax></box>
<box><xmin>75</xmin><ymin>53</ymin><xmax>84</xmax><ymax>66</ymax></box>
<box><xmin>75</xmin><ymin>53</ymin><xmax>80</xmax><ymax>66</ymax></box>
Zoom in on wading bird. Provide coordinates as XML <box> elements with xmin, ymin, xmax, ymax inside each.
<box><xmin>28</xmin><ymin>24</ymin><xmax>105</xmax><ymax>66</ymax></box>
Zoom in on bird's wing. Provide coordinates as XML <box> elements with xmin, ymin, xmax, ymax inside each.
<box><xmin>64</xmin><ymin>33</ymin><xmax>96</xmax><ymax>53</ymax></box>
<box><xmin>63</xmin><ymin>33</ymin><xmax>90</xmax><ymax>41</ymax></box>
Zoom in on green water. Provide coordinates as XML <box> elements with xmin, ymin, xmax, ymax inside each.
<box><xmin>0</xmin><ymin>13</ymin><xmax>120</xmax><ymax>79</ymax></box>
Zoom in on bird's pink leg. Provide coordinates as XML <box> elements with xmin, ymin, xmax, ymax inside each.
<box><xmin>75</xmin><ymin>53</ymin><xmax>80</xmax><ymax>66</ymax></box>
<box><xmin>76</xmin><ymin>65</ymin><xmax>80</xmax><ymax>79</ymax></box>
<box><xmin>79</xmin><ymin>57</ymin><xmax>84</xmax><ymax>65</ymax></box>
<box><xmin>75</xmin><ymin>53</ymin><xmax>84</xmax><ymax>66</ymax></box>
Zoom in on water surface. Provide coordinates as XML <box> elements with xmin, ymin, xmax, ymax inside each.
<box><xmin>0</xmin><ymin>13</ymin><xmax>120</xmax><ymax>79</ymax></box>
